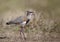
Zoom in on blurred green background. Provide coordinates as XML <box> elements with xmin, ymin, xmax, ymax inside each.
<box><xmin>0</xmin><ymin>0</ymin><xmax>60</xmax><ymax>20</ymax></box>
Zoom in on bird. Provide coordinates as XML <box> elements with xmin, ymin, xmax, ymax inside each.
<box><xmin>6</xmin><ymin>10</ymin><xmax>35</xmax><ymax>40</ymax></box>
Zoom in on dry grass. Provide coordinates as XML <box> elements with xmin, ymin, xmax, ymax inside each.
<box><xmin>0</xmin><ymin>10</ymin><xmax>60</xmax><ymax>42</ymax></box>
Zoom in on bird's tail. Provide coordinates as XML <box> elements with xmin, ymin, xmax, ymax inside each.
<box><xmin>6</xmin><ymin>21</ymin><xmax>16</xmax><ymax>25</ymax></box>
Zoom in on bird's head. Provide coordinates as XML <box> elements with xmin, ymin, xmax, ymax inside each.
<box><xmin>26</xmin><ymin>10</ymin><xmax>35</xmax><ymax>16</ymax></box>
<box><xmin>26</xmin><ymin>10</ymin><xmax>35</xmax><ymax>20</ymax></box>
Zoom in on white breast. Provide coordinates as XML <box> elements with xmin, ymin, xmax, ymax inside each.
<box><xmin>21</xmin><ymin>21</ymin><xmax>26</xmax><ymax>27</ymax></box>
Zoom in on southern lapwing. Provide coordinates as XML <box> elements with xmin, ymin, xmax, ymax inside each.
<box><xmin>6</xmin><ymin>10</ymin><xmax>35</xmax><ymax>40</ymax></box>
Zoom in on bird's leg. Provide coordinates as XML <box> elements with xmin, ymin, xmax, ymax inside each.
<box><xmin>20</xmin><ymin>26</ymin><xmax>26</xmax><ymax>40</ymax></box>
